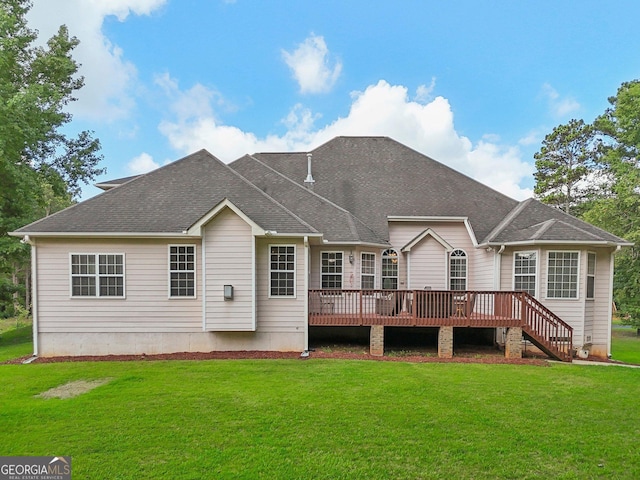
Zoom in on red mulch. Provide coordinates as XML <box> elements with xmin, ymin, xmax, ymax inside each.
<box><xmin>3</xmin><ymin>349</ymin><xmax>550</xmax><ymax>366</ymax></box>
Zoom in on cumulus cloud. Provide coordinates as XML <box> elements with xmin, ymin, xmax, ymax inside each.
<box><xmin>282</xmin><ymin>34</ymin><xmax>342</xmax><ymax>94</ymax></box>
<box><xmin>158</xmin><ymin>78</ymin><xmax>534</xmax><ymax>199</ymax></box>
<box><xmin>26</xmin><ymin>0</ymin><xmax>166</xmax><ymax>122</ymax></box>
<box><xmin>541</xmin><ymin>83</ymin><xmax>581</xmax><ymax>118</ymax></box>
<box><xmin>127</xmin><ymin>152</ymin><xmax>160</xmax><ymax>174</ymax></box>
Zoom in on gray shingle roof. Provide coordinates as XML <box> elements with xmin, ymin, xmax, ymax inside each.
<box><xmin>245</xmin><ymin>136</ymin><xmax>520</xmax><ymax>242</ymax></box>
<box><xmin>486</xmin><ymin>198</ymin><xmax>630</xmax><ymax>245</ymax></box>
<box><xmin>14</xmin><ymin>150</ymin><xmax>317</xmax><ymax>235</ymax></box>
<box><xmin>230</xmin><ymin>154</ymin><xmax>387</xmax><ymax>245</ymax></box>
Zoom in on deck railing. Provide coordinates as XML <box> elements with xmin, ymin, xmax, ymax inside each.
<box><xmin>308</xmin><ymin>289</ymin><xmax>574</xmax><ymax>361</ymax></box>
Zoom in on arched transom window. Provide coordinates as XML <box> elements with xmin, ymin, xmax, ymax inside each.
<box><xmin>449</xmin><ymin>249</ymin><xmax>467</xmax><ymax>291</ymax></box>
<box><xmin>381</xmin><ymin>249</ymin><xmax>398</xmax><ymax>290</ymax></box>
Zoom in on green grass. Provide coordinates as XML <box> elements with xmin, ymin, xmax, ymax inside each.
<box><xmin>0</xmin><ymin>325</ymin><xmax>33</xmax><ymax>362</ymax></box>
<box><xmin>0</xmin><ymin>359</ymin><xmax>639</xmax><ymax>479</ymax></box>
<box><xmin>611</xmin><ymin>325</ymin><xmax>640</xmax><ymax>364</ymax></box>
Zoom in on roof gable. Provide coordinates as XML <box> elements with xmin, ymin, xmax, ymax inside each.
<box><xmin>14</xmin><ymin>150</ymin><xmax>316</xmax><ymax>236</ymax></box>
<box><xmin>401</xmin><ymin>228</ymin><xmax>453</xmax><ymax>252</ymax></box>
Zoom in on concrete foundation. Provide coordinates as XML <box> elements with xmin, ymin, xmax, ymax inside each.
<box><xmin>37</xmin><ymin>331</ymin><xmax>305</xmax><ymax>357</ymax></box>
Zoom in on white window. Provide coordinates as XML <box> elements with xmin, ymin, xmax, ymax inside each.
<box><xmin>270</xmin><ymin>245</ymin><xmax>296</xmax><ymax>297</ymax></box>
<box><xmin>514</xmin><ymin>252</ymin><xmax>537</xmax><ymax>296</ymax></box>
<box><xmin>547</xmin><ymin>251</ymin><xmax>579</xmax><ymax>299</ymax></box>
<box><xmin>321</xmin><ymin>252</ymin><xmax>343</xmax><ymax>289</ymax></box>
<box><xmin>361</xmin><ymin>253</ymin><xmax>376</xmax><ymax>289</ymax></box>
<box><xmin>381</xmin><ymin>249</ymin><xmax>398</xmax><ymax>290</ymax></box>
<box><xmin>169</xmin><ymin>245</ymin><xmax>196</xmax><ymax>298</ymax></box>
<box><xmin>449</xmin><ymin>249</ymin><xmax>467</xmax><ymax>291</ymax></box>
<box><xmin>70</xmin><ymin>253</ymin><xmax>125</xmax><ymax>297</ymax></box>
<box><xmin>586</xmin><ymin>252</ymin><xmax>596</xmax><ymax>300</ymax></box>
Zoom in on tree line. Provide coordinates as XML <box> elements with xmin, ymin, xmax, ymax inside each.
<box><xmin>534</xmin><ymin>80</ymin><xmax>640</xmax><ymax>327</ymax></box>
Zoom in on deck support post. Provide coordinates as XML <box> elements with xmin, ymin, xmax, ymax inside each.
<box><xmin>370</xmin><ymin>325</ymin><xmax>384</xmax><ymax>356</ymax></box>
<box><xmin>505</xmin><ymin>327</ymin><xmax>522</xmax><ymax>359</ymax></box>
<box><xmin>438</xmin><ymin>326</ymin><xmax>453</xmax><ymax>358</ymax></box>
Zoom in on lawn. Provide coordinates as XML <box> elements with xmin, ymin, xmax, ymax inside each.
<box><xmin>611</xmin><ymin>324</ymin><xmax>640</xmax><ymax>364</ymax></box>
<box><xmin>1</xmin><ymin>356</ymin><xmax>639</xmax><ymax>479</ymax></box>
<box><xmin>0</xmin><ymin>324</ymin><xmax>32</xmax><ymax>362</ymax></box>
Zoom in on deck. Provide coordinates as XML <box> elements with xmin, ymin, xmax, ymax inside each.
<box><xmin>308</xmin><ymin>289</ymin><xmax>574</xmax><ymax>361</ymax></box>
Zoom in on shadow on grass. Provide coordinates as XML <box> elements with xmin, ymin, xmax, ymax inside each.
<box><xmin>0</xmin><ymin>326</ymin><xmax>33</xmax><ymax>362</ymax></box>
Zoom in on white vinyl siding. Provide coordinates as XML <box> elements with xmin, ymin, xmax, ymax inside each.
<box><xmin>361</xmin><ymin>253</ymin><xmax>376</xmax><ymax>289</ymax></box>
<box><xmin>70</xmin><ymin>253</ymin><xmax>125</xmax><ymax>298</ymax></box>
<box><xmin>38</xmin><ymin>238</ymin><xmax>202</xmax><ymax>332</ymax></box>
<box><xmin>547</xmin><ymin>251</ymin><xmax>579</xmax><ymax>299</ymax></box>
<box><xmin>204</xmin><ymin>207</ymin><xmax>254</xmax><ymax>331</ymax></box>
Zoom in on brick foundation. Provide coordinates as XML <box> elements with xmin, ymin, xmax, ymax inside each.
<box><xmin>438</xmin><ymin>326</ymin><xmax>453</xmax><ymax>358</ymax></box>
<box><xmin>370</xmin><ymin>325</ymin><xmax>384</xmax><ymax>356</ymax></box>
<box><xmin>505</xmin><ymin>327</ymin><xmax>522</xmax><ymax>359</ymax></box>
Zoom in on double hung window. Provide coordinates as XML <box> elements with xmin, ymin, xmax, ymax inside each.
<box><xmin>71</xmin><ymin>254</ymin><xmax>124</xmax><ymax>297</ymax></box>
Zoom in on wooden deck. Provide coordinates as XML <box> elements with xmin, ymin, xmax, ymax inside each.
<box><xmin>308</xmin><ymin>289</ymin><xmax>574</xmax><ymax>361</ymax></box>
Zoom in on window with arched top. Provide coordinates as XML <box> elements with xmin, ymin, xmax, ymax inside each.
<box><xmin>449</xmin><ymin>249</ymin><xmax>467</xmax><ymax>291</ymax></box>
<box><xmin>381</xmin><ymin>249</ymin><xmax>399</xmax><ymax>290</ymax></box>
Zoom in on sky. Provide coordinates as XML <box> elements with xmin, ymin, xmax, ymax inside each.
<box><xmin>25</xmin><ymin>0</ymin><xmax>640</xmax><ymax>201</ymax></box>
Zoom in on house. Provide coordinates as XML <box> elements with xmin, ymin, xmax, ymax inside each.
<box><xmin>11</xmin><ymin>136</ymin><xmax>631</xmax><ymax>360</ymax></box>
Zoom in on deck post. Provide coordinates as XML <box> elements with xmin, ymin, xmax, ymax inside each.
<box><xmin>370</xmin><ymin>325</ymin><xmax>384</xmax><ymax>356</ymax></box>
<box><xmin>438</xmin><ymin>326</ymin><xmax>453</xmax><ymax>358</ymax></box>
<box><xmin>505</xmin><ymin>327</ymin><xmax>522</xmax><ymax>359</ymax></box>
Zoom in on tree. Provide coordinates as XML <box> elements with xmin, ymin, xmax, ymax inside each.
<box><xmin>0</xmin><ymin>0</ymin><xmax>104</xmax><ymax>316</ymax></box>
<box><xmin>584</xmin><ymin>80</ymin><xmax>640</xmax><ymax>327</ymax></box>
<box><xmin>533</xmin><ymin>119</ymin><xmax>600</xmax><ymax>215</ymax></box>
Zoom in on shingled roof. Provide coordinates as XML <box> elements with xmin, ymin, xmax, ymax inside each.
<box><xmin>13</xmin><ymin>136</ymin><xmax>631</xmax><ymax>247</ymax></box>
<box><xmin>14</xmin><ymin>150</ymin><xmax>316</xmax><ymax>235</ymax></box>
<box><xmin>243</xmin><ymin>136</ymin><xmax>519</xmax><ymax>242</ymax></box>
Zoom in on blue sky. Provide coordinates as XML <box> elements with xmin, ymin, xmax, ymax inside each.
<box><xmin>27</xmin><ymin>1</ymin><xmax>640</xmax><ymax>200</ymax></box>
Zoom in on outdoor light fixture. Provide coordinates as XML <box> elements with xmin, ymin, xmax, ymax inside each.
<box><xmin>224</xmin><ymin>285</ymin><xmax>234</xmax><ymax>300</ymax></box>
<box><xmin>349</xmin><ymin>253</ymin><xmax>354</xmax><ymax>264</ymax></box>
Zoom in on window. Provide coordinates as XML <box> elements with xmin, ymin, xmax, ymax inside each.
<box><xmin>321</xmin><ymin>252</ymin><xmax>343</xmax><ymax>289</ymax></box>
<box><xmin>547</xmin><ymin>251</ymin><xmax>579</xmax><ymax>299</ymax></box>
<box><xmin>381</xmin><ymin>249</ymin><xmax>398</xmax><ymax>290</ymax></box>
<box><xmin>361</xmin><ymin>253</ymin><xmax>375</xmax><ymax>289</ymax></box>
<box><xmin>270</xmin><ymin>245</ymin><xmax>295</xmax><ymax>297</ymax></box>
<box><xmin>449</xmin><ymin>249</ymin><xmax>467</xmax><ymax>291</ymax></box>
<box><xmin>70</xmin><ymin>253</ymin><xmax>124</xmax><ymax>297</ymax></box>
<box><xmin>586</xmin><ymin>252</ymin><xmax>596</xmax><ymax>300</ymax></box>
<box><xmin>169</xmin><ymin>245</ymin><xmax>196</xmax><ymax>297</ymax></box>
<box><xmin>514</xmin><ymin>252</ymin><xmax>537</xmax><ymax>296</ymax></box>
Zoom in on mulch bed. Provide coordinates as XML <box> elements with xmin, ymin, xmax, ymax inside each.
<box><xmin>3</xmin><ymin>349</ymin><xmax>550</xmax><ymax>366</ymax></box>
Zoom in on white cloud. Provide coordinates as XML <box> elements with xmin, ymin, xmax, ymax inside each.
<box><xmin>282</xmin><ymin>34</ymin><xmax>342</xmax><ymax>94</ymax></box>
<box><xmin>415</xmin><ymin>78</ymin><xmax>437</xmax><ymax>103</ymax></box>
<box><xmin>541</xmin><ymin>83</ymin><xmax>581</xmax><ymax>118</ymax></box>
<box><xmin>26</xmin><ymin>0</ymin><xmax>166</xmax><ymax>122</ymax></box>
<box><xmin>158</xmin><ymin>77</ymin><xmax>534</xmax><ymax>199</ymax></box>
<box><xmin>127</xmin><ymin>152</ymin><xmax>160</xmax><ymax>174</ymax></box>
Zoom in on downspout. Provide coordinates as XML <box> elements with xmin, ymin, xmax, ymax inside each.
<box><xmin>201</xmin><ymin>229</ymin><xmax>207</xmax><ymax>331</ymax></box>
<box><xmin>607</xmin><ymin>246</ymin><xmax>621</xmax><ymax>357</ymax></box>
<box><xmin>303</xmin><ymin>236</ymin><xmax>310</xmax><ymax>353</ymax></box>
<box><xmin>22</xmin><ymin>236</ymin><xmax>38</xmax><ymax>357</ymax></box>
<box><xmin>494</xmin><ymin>245</ymin><xmax>505</xmax><ymax>290</ymax></box>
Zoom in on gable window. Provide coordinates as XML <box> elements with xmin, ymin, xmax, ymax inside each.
<box><xmin>270</xmin><ymin>245</ymin><xmax>295</xmax><ymax>297</ymax></box>
<box><xmin>514</xmin><ymin>252</ymin><xmax>537</xmax><ymax>296</ymax></box>
<box><xmin>71</xmin><ymin>253</ymin><xmax>124</xmax><ymax>297</ymax></box>
<box><xmin>361</xmin><ymin>253</ymin><xmax>376</xmax><ymax>289</ymax></box>
<box><xmin>586</xmin><ymin>252</ymin><xmax>596</xmax><ymax>300</ymax></box>
<box><xmin>321</xmin><ymin>252</ymin><xmax>343</xmax><ymax>289</ymax></box>
<box><xmin>547</xmin><ymin>251</ymin><xmax>579</xmax><ymax>299</ymax></box>
<box><xmin>381</xmin><ymin>249</ymin><xmax>398</xmax><ymax>290</ymax></box>
<box><xmin>169</xmin><ymin>245</ymin><xmax>196</xmax><ymax>298</ymax></box>
<box><xmin>449</xmin><ymin>249</ymin><xmax>467</xmax><ymax>291</ymax></box>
